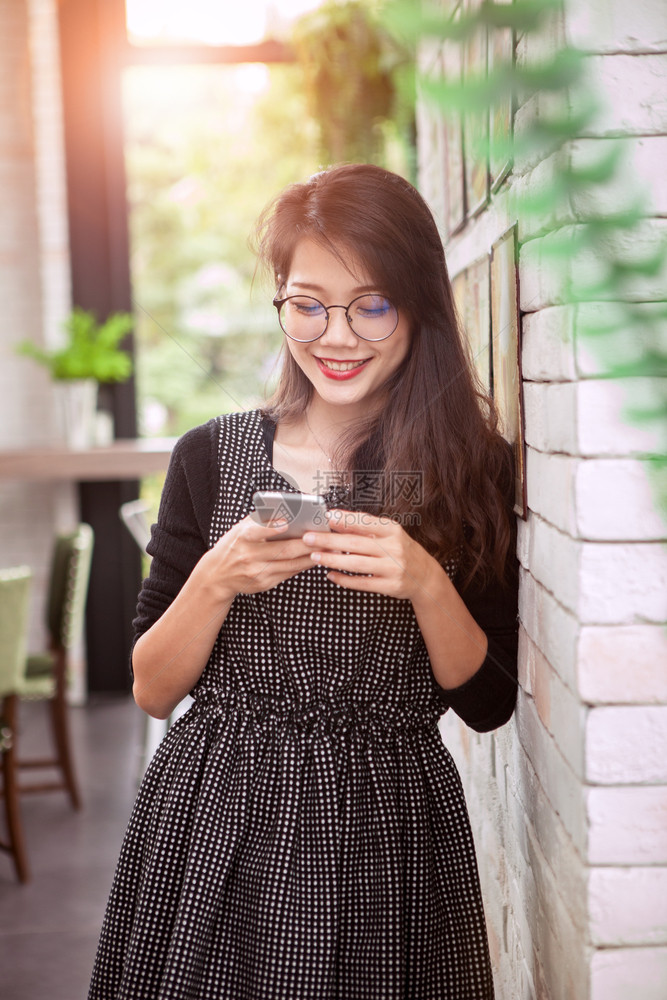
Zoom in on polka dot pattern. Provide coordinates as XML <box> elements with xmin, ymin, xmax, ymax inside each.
<box><xmin>88</xmin><ymin>410</ymin><xmax>494</xmax><ymax>999</ymax></box>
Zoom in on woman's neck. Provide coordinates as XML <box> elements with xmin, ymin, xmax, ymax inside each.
<box><xmin>302</xmin><ymin>399</ymin><xmax>359</xmax><ymax>460</ymax></box>
<box><xmin>272</xmin><ymin>400</ymin><xmax>362</xmax><ymax>494</ymax></box>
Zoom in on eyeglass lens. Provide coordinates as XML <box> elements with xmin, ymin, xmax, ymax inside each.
<box><xmin>278</xmin><ymin>294</ymin><xmax>398</xmax><ymax>342</ymax></box>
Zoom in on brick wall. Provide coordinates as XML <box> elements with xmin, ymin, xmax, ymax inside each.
<box><xmin>421</xmin><ymin>1</ymin><xmax>667</xmax><ymax>997</ymax></box>
<box><xmin>0</xmin><ymin>0</ymin><xmax>78</xmax><ymax>686</ymax></box>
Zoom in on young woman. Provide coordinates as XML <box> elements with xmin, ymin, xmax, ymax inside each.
<box><xmin>89</xmin><ymin>164</ymin><xmax>518</xmax><ymax>1000</ymax></box>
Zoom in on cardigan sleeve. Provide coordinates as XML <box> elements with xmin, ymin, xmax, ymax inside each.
<box><xmin>437</xmin><ymin>565</ymin><xmax>519</xmax><ymax>733</ymax></box>
<box><xmin>131</xmin><ymin>419</ymin><xmax>219</xmax><ymax>651</ymax></box>
<box><xmin>435</xmin><ymin>495</ymin><xmax>520</xmax><ymax>733</ymax></box>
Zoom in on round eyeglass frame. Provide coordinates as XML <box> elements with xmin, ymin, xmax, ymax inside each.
<box><xmin>272</xmin><ymin>293</ymin><xmax>400</xmax><ymax>343</ymax></box>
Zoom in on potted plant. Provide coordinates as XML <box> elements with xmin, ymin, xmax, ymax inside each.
<box><xmin>17</xmin><ymin>307</ymin><xmax>134</xmax><ymax>448</ymax></box>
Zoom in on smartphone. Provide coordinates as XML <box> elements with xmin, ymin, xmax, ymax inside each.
<box><xmin>252</xmin><ymin>490</ymin><xmax>330</xmax><ymax>539</ymax></box>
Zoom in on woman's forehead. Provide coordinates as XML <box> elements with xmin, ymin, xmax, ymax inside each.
<box><xmin>285</xmin><ymin>236</ymin><xmax>377</xmax><ymax>287</ymax></box>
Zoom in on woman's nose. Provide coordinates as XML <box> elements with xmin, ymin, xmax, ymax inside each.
<box><xmin>319</xmin><ymin>306</ymin><xmax>358</xmax><ymax>348</ymax></box>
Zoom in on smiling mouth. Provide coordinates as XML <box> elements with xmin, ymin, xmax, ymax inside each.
<box><xmin>317</xmin><ymin>358</ymin><xmax>370</xmax><ymax>372</ymax></box>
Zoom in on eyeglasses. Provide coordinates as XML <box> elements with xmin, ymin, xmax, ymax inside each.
<box><xmin>273</xmin><ymin>293</ymin><xmax>400</xmax><ymax>343</ymax></box>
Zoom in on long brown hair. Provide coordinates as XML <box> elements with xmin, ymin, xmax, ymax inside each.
<box><xmin>253</xmin><ymin>164</ymin><xmax>514</xmax><ymax>588</ymax></box>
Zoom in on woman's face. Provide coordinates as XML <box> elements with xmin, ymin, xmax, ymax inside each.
<box><xmin>281</xmin><ymin>238</ymin><xmax>411</xmax><ymax>416</ymax></box>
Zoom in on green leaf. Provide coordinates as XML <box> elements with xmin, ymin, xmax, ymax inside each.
<box><xmin>14</xmin><ymin>308</ymin><xmax>134</xmax><ymax>383</ymax></box>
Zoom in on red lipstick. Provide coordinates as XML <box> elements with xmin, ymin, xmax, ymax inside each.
<box><xmin>315</xmin><ymin>357</ymin><xmax>371</xmax><ymax>380</ymax></box>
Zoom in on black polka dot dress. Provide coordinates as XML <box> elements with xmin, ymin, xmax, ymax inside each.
<box><xmin>88</xmin><ymin>410</ymin><xmax>514</xmax><ymax>1000</ymax></box>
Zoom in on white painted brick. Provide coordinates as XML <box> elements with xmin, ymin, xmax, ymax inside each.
<box><xmin>509</xmin><ymin>662</ymin><xmax>583</xmax><ymax>810</ymax></box>
<box><xmin>521</xmin><ymin>306</ymin><xmax>577</xmax><ymax>382</ymax></box>
<box><xmin>515</xmin><ymin>693</ymin><xmax>587</xmax><ymax>852</ymax></box>
<box><xmin>520</xmin><ymin>221</ymin><xmax>667</xmax><ymax>312</ymax></box>
<box><xmin>587</xmin><ymin>706</ymin><xmax>667</xmax><ymax>783</ymax></box>
<box><xmin>519</xmin><ymin>569</ymin><xmax>579</xmax><ymax>692</ymax></box>
<box><xmin>589</xmin><ymin>867</ymin><xmax>667</xmax><ymax>946</ymax></box>
<box><xmin>570</xmin><ymin>219</ymin><xmax>667</xmax><ymax>303</ymax></box>
<box><xmin>518</xmin><ymin>515</ymin><xmax>581</xmax><ymax>614</ymax></box>
<box><xmin>524</xmin><ymin>378</ymin><xmax>667</xmax><ymax>456</ymax></box>
<box><xmin>541</xmin><ymin>661</ymin><xmax>587</xmax><ymax>778</ymax></box>
<box><xmin>578</xmin><ymin>624</ymin><xmax>667</xmax><ymax>704</ymax></box>
<box><xmin>565</xmin><ymin>0</ymin><xmax>667</xmax><ymax>54</ymax></box>
<box><xmin>590</xmin><ymin>946</ymin><xmax>667</xmax><ymax>1000</ymax></box>
<box><xmin>523</xmin><ymin>828</ymin><xmax>590</xmax><ymax>1000</ymax></box>
<box><xmin>515</xmin><ymin>134</ymin><xmax>667</xmax><ymax>238</ymax></box>
<box><xmin>517</xmin><ymin>624</ymin><xmax>534</xmax><ymax>696</ymax></box>
<box><xmin>629</xmin><ymin>136</ymin><xmax>667</xmax><ymax>216</ymax></box>
<box><xmin>519</xmin><ymin>570</ymin><xmax>579</xmax><ymax>691</ymax></box>
<box><xmin>579</xmin><ymin>541</ymin><xmax>667</xmax><ymax>624</ymax></box>
<box><xmin>500</xmin><ymin>708</ymin><xmax>588</xmax><ymax>919</ymax></box>
<box><xmin>586</xmin><ymin>54</ymin><xmax>667</xmax><ymax>136</ymax></box>
<box><xmin>485</xmin><ymin>726</ymin><xmax>588</xmax><ymax>998</ymax></box>
<box><xmin>568</xmin><ymin>136</ymin><xmax>667</xmax><ymax>219</ymax></box>
<box><xmin>524</xmin><ymin>448</ymin><xmax>577</xmax><ymax>533</ymax></box>
<box><xmin>519</xmin><ymin>235</ymin><xmax>570</xmax><ymax>313</ymax></box>
<box><xmin>513</xmin><ymin>91</ymin><xmax>570</xmax><ymax>177</ymax></box>
<box><xmin>574</xmin><ymin>300</ymin><xmax>667</xmax><ymax>378</ymax></box>
<box><xmin>575</xmin><ymin>459</ymin><xmax>667</xmax><ymax>540</ymax></box>
<box><xmin>578</xmin><ymin>377</ymin><xmax>667</xmax><ymax>455</ymax></box>
<box><xmin>587</xmin><ymin>785</ymin><xmax>667</xmax><ymax>864</ymax></box>
<box><xmin>512</xmin><ymin>151</ymin><xmax>573</xmax><ymax>243</ymax></box>
<box><xmin>523</xmin><ymin>381</ymin><xmax>578</xmax><ymax>453</ymax></box>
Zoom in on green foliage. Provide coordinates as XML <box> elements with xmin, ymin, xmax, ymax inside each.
<box><xmin>291</xmin><ymin>0</ymin><xmax>415</xmax><ymax>173</ymax></box>
<box><xmin>387</xmin><ymin>0</ymin><xmax>667</xmax><ymax>514</ymax></box>
<box><xmin>16</xmin><ymin>307</ymin><xmax>133</xmax><ymax>383</ymax></box>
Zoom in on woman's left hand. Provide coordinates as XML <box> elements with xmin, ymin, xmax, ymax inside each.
<box><xmin>302</xmin><ymin>509</ymin><xmax>437</xmax><ymax>601</ymax></box>
<box><xmin>305</xmin><ymin>509</ymin><xmax>489</xmax><ymax>689</ymax></box>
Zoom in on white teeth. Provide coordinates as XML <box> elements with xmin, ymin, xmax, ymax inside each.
<box><xmin>319</xmin><ymin>359</ymin><xmax>367</xmax><ymax>372</ymax></box>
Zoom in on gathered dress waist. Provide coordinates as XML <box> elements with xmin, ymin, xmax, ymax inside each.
<box><xmin>191</xmin><ymin>687</ymin><xmax>443</xmax><ymax>744</ymax></box>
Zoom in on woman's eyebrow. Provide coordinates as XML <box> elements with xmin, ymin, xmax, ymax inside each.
<box><xmin>288</xmin><ymin>280</ymin><xmax>378</xmax><ymax>295</ymax></box>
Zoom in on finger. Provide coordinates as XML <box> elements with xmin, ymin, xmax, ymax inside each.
<box><xmin>310</xmin><ymin>550</ymin><xmax>383</xmax><ymax>576</ymax></box>
<box><xmin>245</xmin><ymin>554</ymin><xmax>315</xmax><ymax>591</ymax></box>
<box><xmin>326</xmin><ymin>570</ymin><xmax>390</xmax><ymax>593</ymax></box>
<box><xmin>266</xmin><ymin>554</ymin><xmax>315</xmax><ymax>577</ymax></box>
<box><xmin>269</xmin><ymin>561</ymin><xmax>318</xmax><ymax>589</ymax></box>
<box><xmin>258</xmin><ymin>538</ymin><xmax>313</xmax><ymax>563</ymax></box>
<box><xmin>241</xmin><ymin>515</ymin><xmax>290</xmax><ymax>542</ymax></box>
<box><xmin>326</xmin><ymin>509</ymin><xmax>395</xmax><ymax>535</ymax></box>
<box><xmin>302</xmin><ymin>531</ymin><xmax>379</xmax><ymax>555</ymax></box>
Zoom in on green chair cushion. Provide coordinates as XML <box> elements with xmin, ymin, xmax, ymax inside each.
<box><xmin>25</xmin><ymin>652</ymin><xmax>54</xmax><ymax>678</ymax></box>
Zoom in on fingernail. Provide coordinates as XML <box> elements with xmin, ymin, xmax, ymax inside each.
<box><xmin>303</xmin><ymin>533</ymin><xmax>316</xmax><ymax>544</ymax></box>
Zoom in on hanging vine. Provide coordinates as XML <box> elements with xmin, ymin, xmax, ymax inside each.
<box><xmin>387</xmin><ymin>0</ymin><xmax>667</xmax><ymax>511</ymax></box>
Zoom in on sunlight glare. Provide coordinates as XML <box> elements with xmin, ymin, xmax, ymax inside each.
<box><xmin>126</xmin><ymin>0</ymin><xmax>324</xmax><ymax>46</ymax></box>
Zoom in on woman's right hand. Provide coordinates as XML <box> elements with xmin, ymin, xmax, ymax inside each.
<box><xmin>196</xmin><ymin>513</ymin><xmax>315</xmax><ymax>603</ymax></box>
<box><xmin>133</xmin><ymin>515</ymin><xmax>313</xmax><ymax>718</ymax></box>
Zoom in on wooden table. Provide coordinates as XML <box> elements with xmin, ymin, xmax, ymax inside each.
<box><xmin>0</xmin><ymin>438</ymin><xmax>177</xmax><ymax>482</ymax></box>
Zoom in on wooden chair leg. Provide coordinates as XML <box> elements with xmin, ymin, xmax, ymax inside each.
<box><xmin>1</xmin><ymin>695</ymin><xmax>30</xmax><ymax>882</ymax></box>
<box><xmin>50</xmin><ymin>686</ymin><xmax>81</xmax><ymax>811</ymax></box>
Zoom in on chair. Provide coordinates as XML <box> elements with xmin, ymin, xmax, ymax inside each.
<box><xmin>19</xmin><ymin>524</ymin><xmax>94</xmax><ymax>811</ymax></box>
<box><xmin>119</xmin><ymin>499</ymin><xmax>151</xmax><ymax>553</ymax></box>
<box><xmin>0</xmin><ymin>567</ymin><xmax>32</xmax><ymax>882</ymax></box>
